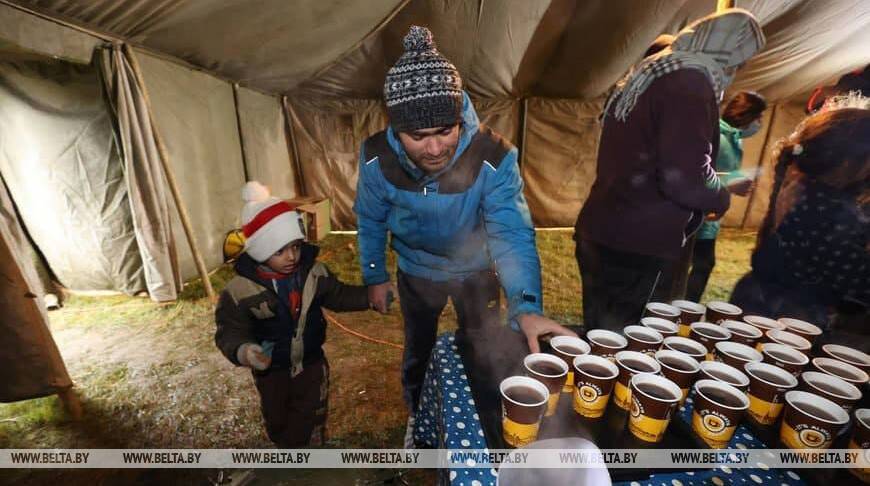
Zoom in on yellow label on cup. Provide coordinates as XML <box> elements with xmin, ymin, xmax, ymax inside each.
<box><xmin>562</xmin><ymin>370</ymin><xmax>575</xmax><ymax>393</ymax></box>
<box><xmin>748</xmin><ymin>394</ymin><xmax>785</xmax><ymax>425</ymax></box>
<box><xmin>545</xmin><ymin>393</ymin><xmax>560</xmax><ymax>417</ymax></box>
<box><xmin>756</xmin><ymin>342</ymin><xmax>764</xmax><ymax>352</ymax></box>
<box><xmin>629</xmin><ymin>412</ymin><xmax>671</xmax><ymax>443</ymax></box>
<box><xmin>692</xmin><ymin>411</ymin><xmax>736</xmax><ymax>448</ymax></box>
<box><xmin>573</xmin><ymin>384</ymin><xmax>610</xmax><ymax>418</ymax></box>
<box><xmin>780</xmin><ymin>420</ymin><xmax>833</xmax><ymax>449</ymax></box>
<box><xmin>680</xmin><ymin>388</ymin><xmax>689</xmax><ymax>403</ymax></box>
<box><xmin>502</xmin><ymin>416</ymin><xmax>540</xmax><ymax>448</ymax></box>
<box><xmin>678</xmin><ymin>324</ymin><xmax>691</xmax><ymax>337</ymax></box>
<box><xmin>614</xmin><ymin>380</ymin><xmax>632</xmax><ymax>410</ymax></box>
<box><xmin>706</xmin><ymin>353</ymin><xmax>715</xmax><ymax>361</ymax></box>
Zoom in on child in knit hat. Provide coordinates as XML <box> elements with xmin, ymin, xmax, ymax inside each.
<box><xmin>215</xmin><ymin>181</ymin><xmax>377</xmax><ymax>447</ymax></box>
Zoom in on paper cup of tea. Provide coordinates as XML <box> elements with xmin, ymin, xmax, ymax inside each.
<box><xmin>744</xmin><ymin>362</ymin><xmax>798</xmax><ymax>425</ymax></box>
<box><xmin>655</xmin><ymin>350</ymin><xmax>700</xmax><ymax>403</ymax></box>
<box><xmin>628</xmin><ymin>373</ymin><xmax>682</xmax><ymax>443</ymax></box>
<box><xmin>849</xmin><ymin>409</ymin><xmax>870</xmax><ymax>482</ymax></box>
<box><xmin>700</xmin><ymin>360</ymin><xmax>750</xmax><ymax>392</ymax></box>
<box><xmin>780</xmin><ymin>390</ymin><xmax>849</xmax><ymax>449</ymax></box>
<box><xmin>812</xmin><ymin>357</ymin><xmax>870</xmax><ymax>387</ymax></box>
<box><xmin>524</xmin><ymin>353</ymin><xmax>569</xmax><ymax>417</ymax></box>
<box><xmin>641</xmin><ymin>317</ymin><xmax>679</xmax><ymax>337</ymax></box>
<box><xmin>722</xmin><ymin>320</ymin><xmax>763</xmax><ymax>347</ymax></box>
<box><xmin>663</xmin><ymin>336</ymin><xmax>708</xmax><ymax>362</ymax></box>
<box><xmin>671</xmin><ymin>300</ymin><xmax>706</xmax><ymax>337</ymax></box>
<box><xmin>613</xmin><ymin>351</ymin><xmax>661</xmax><ymax>411</ymax></box>
<box><xmin>765</xmin><ymin>329</ymin><xmax>812</xmax><ymax>354</ymax></box>
<box><xmin>778</xmin><ymin>317</ymin><xmax>823</xmax><ymax>345</ymax></box>
<box><xmin>705</xmin><ymin>301</ymin><xmax>742</xmax><ymax>324</ymax></box>
<box><xmin>623</xmin><ymin>325</ymin><xmax>663</xmax><ymax>357</ymax></box>
<box><xmin>549</xmin><ymin>336</ymin><xmax>591</xmax><ymax>393</ymax></box>
<box><xmin>643</xmin><ymin>302</ymin><xmax>682</xmax><ymax>332</ymax></box>
<box><xmin>800</xmin><ymin>371</ymin><xmax>862</xmax><ymax>415</ymax></box>
<box><xmin>689</xmin><ymin>322</ymin><xmax>732</xmax><ymax>360</ymax></box>
<box><xmin>500</xmin><ymin>376</ymin><xmax>550</xmax><ymax>447</ymax></box>
<box><xmin>586</xmin><ymin>330</ymin><xmax>627</xmax><ymax>362</ymax></box>
<box><xmin>821</xmin><ymin>344</ymin><xmax>870</xmax><ymax>372</ymax></box>
<box><xmin>743</xmin><ymin>314</ymin><xmax>786</xmax><ymax>334</ymax></box>
<box><xmin>714</xmin><ymin>341</ymin><xmax>763</xmax><ymax>369</ymax></box>
<box><xmin>761</xmin><ymin>343</ymin><xmax>810</xmax><ymax>377</ymax></box>
<box><xmin>572</xmin><ymin>354</ymin><xmax>619</xmax><ymax>418</ymax></box>
<box><xmin>692</xmin><ymin>379</ymin><xmax>750</xmax><ymax>448</ymax></box>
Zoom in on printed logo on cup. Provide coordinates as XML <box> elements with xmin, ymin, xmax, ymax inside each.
<box><xmin>691</xmin><ymin>379</ymin><xmax>749</xmax><ymax>448</ymax></box>
<box><xmin>572</xmin><ymin>355</ymin><xmax>619</xmax><ymax>418</ymax></box>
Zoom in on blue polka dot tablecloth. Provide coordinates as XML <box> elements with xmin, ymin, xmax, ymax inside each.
<box><xmin>415</xmin><ymin>332</ymin><xmax>809</xmax><ymax>486</ymax></box>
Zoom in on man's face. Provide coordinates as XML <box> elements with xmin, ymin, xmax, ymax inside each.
<box><xmin>397</xmin><ymin>124</ymin><xmax>460</xmax><ymax>174</ymax></box>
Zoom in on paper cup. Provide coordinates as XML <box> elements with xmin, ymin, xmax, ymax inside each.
<box><xmin>643</xmin><ymin>302</ymin><xmax>682</xmax><ymax>333</ymax></box>
<box><xmin>586</xmin><ymin>330</ymin><xmax>627</xmax><ymax>362</ymax></box>
<box><xmin>692</xmin><ymin>379</ymin><xmax>750</xmax><ymax>448</ymax></box>
<box><xmin>700</xmin><ymin>360</ymin><xmax>750</xmax><ymax>392</ymax></box>
<box><xmin>572</xmin><ymin>355</ymin><xmax>619</xmax><ymax>419</ymax></box>
<box><xmin>778</xmin><ymin>317</ymin><xmax>823</xmax><ymax>345</ymax></box>
<box><xmin>623</xmin><ymin>325</ymin><xmax>663</xmax><ymax>357</ymax></box>
<box><xmin>849</xmin><ymin>409</ymin><xmax>870</xmax><ymax>482</ymax></box>
<box><xmin>549</xmin><ymin>336</ymin><xmax>591</xmax><ymax>393</ymax></box>
<box><xmin>744</xmin><ymin>362</ymin><xmax>798</xmax><ymax>425</ymax></box>
<box><xmin>662</xmin><ymin>336</ymin><xmax>708</xmax><ymax>362</ymax></box>
<box><xmin>800</xmin><ymin>371</ymin><xmax>862</xmax><ymax>415</ymax></box>
<box><xmin>714</xmin><ymin>341</ymin><xmax>763</xmax><ymax>369</ymax></box>
<box><xmin>524</xmin><ymin>353</ymin><xmax>569</xmax><ymax>417</ymax></box>
<box><xmin>721</xmin><ymin>320</ymin><xmax>764</xmax><ymax>347</ymax></box>
<box><xmin>689</xmin><ymin>322</ymin><xmax>732</xmax><ymax>360</ymax></box>
<box><xmin>821</xmin><ymin>344</ymin><xmax>870</xmax><ymax>372</ymax></box>
<box><xmin>628</xmin><ymin>373</ymin><xmax>682</xmax><ymax>443</ymax></box>
<box><xmin>743</xmin><ymin>314</ymin><xmax>786</xmax><ymax>334</ymax></box>
<box><xmin>500</xmin><ymin>376</ymin><xmax>550</xmax><ymax>447</ymax></box>
<box><xmin>613</xmin><ymin>351</ymin><xmax>661</xmax><ymax>411</ymax></box>
<box><xmin>812</xmin><ymin>357</ymin><xmax>870</xmax><ymax>387</ymax></box>
<box><xmin>761</xmin><ymin>343</ymin><xmax>810</xmax><ymax>377</ymax></box>
<box><xmin>705</xmin><ymin>301</ymin><xmax>742</xmax><ymax>324</ymax></box>
<box><xmin>765</xmin><ymin>329</ymin><xmax>812</xmax><ymax>354</ymax></box>
<box><xmin>641</xmin><ymin>317</ymin><xmax>679</xmax><ymax>337</ymax></box>
<box><xmin>655</xmin><ymin>349</ymin><xmax>701</xmax><ymax>403</ymax></box>
<box><xmin>671</xmin><ymin>300</ymin><xmax>706</xmax><ymax>337</ymax></box>
<box><xmin>780</xmin><ymin>390</ymin><xmax>849</xmax><ymax>449</ymax></box>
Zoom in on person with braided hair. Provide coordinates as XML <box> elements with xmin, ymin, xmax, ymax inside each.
<box><xmin>730</xmin><ymin>95</ymin><xmax>870</xmax><ymax>346</ymax></box>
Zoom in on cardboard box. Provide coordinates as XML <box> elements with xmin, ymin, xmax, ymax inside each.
<box><xmin>287</xmin><ymin>196</ymin><xmax>331</xmax><ymax>241</ymax></box>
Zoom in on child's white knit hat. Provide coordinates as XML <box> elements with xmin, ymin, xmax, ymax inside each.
<box><xmin>241</xmin><ymin>182</ymin><xmax>304</xmax><ymax>262</ymax></box>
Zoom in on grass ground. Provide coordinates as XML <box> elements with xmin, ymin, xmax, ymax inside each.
<box><xmin>0</xmin><ymin>229</ymin><xmax>755</xmax><ymax>485</ymax></box>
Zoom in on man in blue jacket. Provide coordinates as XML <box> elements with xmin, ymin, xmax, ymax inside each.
<box><xmin>354</xmin><ymin>26</ymin><xmax>575</xmax><ymax>442</ymax></box>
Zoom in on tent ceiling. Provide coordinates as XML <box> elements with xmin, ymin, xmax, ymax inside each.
<box><xmin>8</xmin><ymin>0</ymin><xmax>870</xmax><ymax>102</ymax></box>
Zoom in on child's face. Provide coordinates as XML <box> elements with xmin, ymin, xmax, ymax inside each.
<box><xmin>265</xmin><ymin>240</ymin><xmax>303</xmax><ymax>274</ymax></box>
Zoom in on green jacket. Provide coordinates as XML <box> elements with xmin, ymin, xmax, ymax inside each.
<box><xmin>698</xmin><ymin>119</ymin><xmax>744</xmax><ymax>240</ymax></box>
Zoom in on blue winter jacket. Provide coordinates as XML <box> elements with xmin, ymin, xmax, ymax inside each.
<box><xmin>354</xmin><ymin>92</ymin><xmax>543</xmax><ymax>325</ymax></box>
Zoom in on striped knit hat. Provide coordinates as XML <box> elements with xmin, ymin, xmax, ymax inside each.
<box><xmin>384</xmin><ymin>25</ymin><xmax>463</xmax><ymax>133</ymax></box>
<box><xmin>240</xmin><ymin>182</ymin><xmax>305</xmax><ymax>262</ymax></box>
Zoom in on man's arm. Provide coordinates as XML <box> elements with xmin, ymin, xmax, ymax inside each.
<box><xmin>353</xmin><ymin>147</ymin><xmax>394</xmax><ymax>312</ymax></box>
<box><xmin>655</xmin><ymin>70</ymin><xmax>731</xmax><ymax>214</ymax></box>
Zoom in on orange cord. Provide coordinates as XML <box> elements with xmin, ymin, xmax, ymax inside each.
<box><xmin>323</xmin><ymin>311</ymin><xmax>404</xmax><ymax>350</ymax></box>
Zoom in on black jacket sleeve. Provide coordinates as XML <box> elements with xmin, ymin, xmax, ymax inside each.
<box><xmin>214</xmin><ymin>289</ymin><xmax>257</xmax><ymax>366</ymax></box>
<box><xmin>316</xmin><ymin>265</ymin><xmax>371</xmax><ymax>312</ymax></box>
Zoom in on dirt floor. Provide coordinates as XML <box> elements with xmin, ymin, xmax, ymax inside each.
<box><xmin>0</xmin><ymin>229</ymin><xmax>756</xmax><ymax>485</ymax></box>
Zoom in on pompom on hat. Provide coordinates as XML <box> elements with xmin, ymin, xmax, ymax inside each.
<box><xmin>240</xmin><ymin>181</ymin><xmax>305</xmax><ymax>262</ymax></box>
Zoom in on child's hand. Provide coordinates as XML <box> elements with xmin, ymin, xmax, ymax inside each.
<box><xmin>237</xmin><ymin>343</ymin><xmax>272</xmax><ymax>370</ymax></box>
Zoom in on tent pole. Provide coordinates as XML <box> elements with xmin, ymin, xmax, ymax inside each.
<box><xmin>282</xmin><ymin>96</ymin><xmax>307</xmax><ymax>196</ymax></box>
<box><xmin>741</xmin><ymin>105</ymin><xmax>778</xmax><ymax>229</ymax></box>
<box><xmin>518</xmin><ymin>97</ymin><xmax>529</xmax><ymax>167</ymax></box>
<box><xmin>58</xmin><ymin>387</ymin><xmax>82</xmax><ymax>420</ymax></box>
<box><xmin>123</xmin><ymin>44</ymin><xmax>216</xmax><ymax>301</ymax></box>
<box><xmin>232</xmin><ymin>84</ymin><xmax>251</xmax><ymax>182</ymax></box>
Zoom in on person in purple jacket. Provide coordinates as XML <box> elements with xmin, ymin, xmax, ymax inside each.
<box><xmin>574</xmin><ymin>9</ymin><xmax>765</xmax><ymax>332</ymax></box>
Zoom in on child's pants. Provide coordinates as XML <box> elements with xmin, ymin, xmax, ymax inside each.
<box><xmin>253</xmin><ymin>357</ymin><xmax>329</xmax><ymax>447</ymax></box>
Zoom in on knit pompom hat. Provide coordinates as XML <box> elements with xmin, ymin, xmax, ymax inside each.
<box><xmin>240</xmin><ymin>182</ymin><xmax>305</xmax><ymax>262</ymax></box>
<box><xmin>383</xmin><ymin>25</ymin><xmax>463</xmax><ymax>133</ymax></box>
